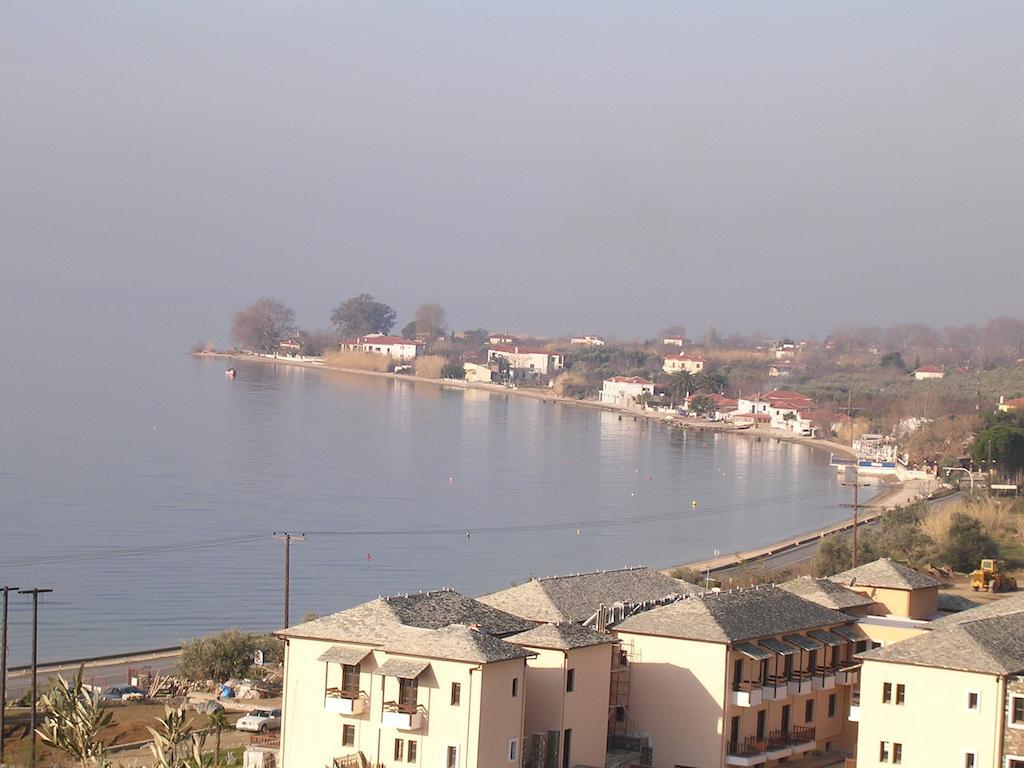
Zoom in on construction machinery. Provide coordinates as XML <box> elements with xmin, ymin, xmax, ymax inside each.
<box><xmin>970</xmin><ymin>559</ymin><xmax>1018</xmax><ymax>593</ymax></box>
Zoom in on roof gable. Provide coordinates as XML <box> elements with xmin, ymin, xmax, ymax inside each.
<box><xmin>828</xmin><ymin>558</ymin><xmax>942</xmax><ymax>590</ymax></box>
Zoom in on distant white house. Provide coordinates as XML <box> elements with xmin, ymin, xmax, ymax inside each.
<box><xmin>570</xmin><ymin>336</ymin><xmax>605</xmax><ymax>346</ymax></box>
<box><xmin>488</xmin><ymin>333</ymin><xmax>516</xmax><ymax>345</ymax></box>
<box><xmin>662</xmin><ymin>336</ymin><xmax>686</xmax><ymax>347</ymax></box>
<box><xmin>768</xmin><ymin>362</ymin><xmax>793</xmax><ymax>378</ymax></box>
<box><xmin>913</xmin><ymin>365</ymin><xmax>945</xmax><ymax>380</ymax></box>
<box><xmin>600</xmin><ymin>376</ymin><xmax>654</xmax><ymax>406</ymax></box>
<box><xmin>663</xmin><ymin>354</ymin><xmax>705</xmax><ymax>375</ymax></box>
<box><xmin>278</xmin><ymin>338</ymin><xmax>302</xmax><ymax>355</ymax></box>
<box><xmin>487</xmin><ymin>345</ymin><xmax>564</xmax><ymax>377</ymax></box>
<box><xmin>736</xmin><ymin>390</ymin><xmax>819</xmax><ymax>434</ymax></box>
<box><xmin>340</xmin><ymin>334</ymin><xmax>421</xmax><ymax>362</ymax></box>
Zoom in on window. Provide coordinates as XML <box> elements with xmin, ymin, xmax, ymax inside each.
<box><xmin>964</xmin><ymin>753</ymin><xmax>976</xmax><ymax>768</ymax></box>
<box><xmin>566</xmin><ymin>668</ymin><xmax>575</xmax><ymax>693</ymax></box>
<box><xmin>342</xmin><ymin>724</ymin><xmax>355</xmax><ymax>747</ymax></box>
<box><xmin>451</xmin><ymin>682</ymin><xmax>461</xmax><ymax>706</ymax></box>
<box><xmin>880</xmin><ymin>741</ymin><xmax>890</xmax><ymax>762</ymax></box>
<box><xmin>1012</xmin><ymin>695</ymin><xmax>1024</xmax><ymax>725</ymax></box>
<box><xmin>394</xmin><ymin>739</ymin><xmax>404</xmax><ymax>761</ymax></box>
<box><xmin>407</xmin><ymin>741</ymin><xmax>417</xmax><ymax>763</ymax></box>
<box><xmin>893</xmin><ymin>743</ymin><xmax>902</xmax><ymax>764</ymax></box>
<box><xmin>341</xmin><ymin>663</ymin><xmax>360</xmax><ymax>695</ymax></box>
<box><xmin>446</xmin><ymin>746</ymin><xmax>458</xmax><ymax>768</ymax></box>
<box><xmin>1009</xmin><ymin>760</ymin><xmax>1024</xmax><ymax>768</ymax></box>
<box><xmin>804</xmin><ymin>699</ymin><xmax>814</xmax><ymax>723</ymax></box>
<box><xmin>896</xmin><ymin>684</ymin><xmax>905</xmax><ymax>705</ymax></box>
<box><xmin>756</xmin><ymin>709</ymin><xmax>766</xmax><ymax>741</ymax></box>
<box><xmin>511</xmin><ymin>677</ymin><xmax>519</xmax><ymax>697</ymax></box>
<box><xmin>615</xmin><ymin>706</ymin><xmax>625</xmax><ymax>722</ymax></box>
<box><xmin>967</xmin><ymin>691</ymin><xmax>979</xmax><ymax>710</ymax></box>
<box><xmin>828</xmin><ymin>693</ymin><xmax>836</xmax><ymax>718</ymax></box>
<box><xmin>398</xmin><ymin>678</ymin><xmax>418</xmax><ymax>712</ymax></box>
<box><xmin>882</xmin><ymin>682</ymin><xmax>893</xmax><ymax>703</ymax></box>
<box><xmin>508</xmin><ymin>738</ymin><xmax>518</xmax><ymax>762</ymax></box>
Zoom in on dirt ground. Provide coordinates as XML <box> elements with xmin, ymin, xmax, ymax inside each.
<box><xmin>1</xmin><ymin>699</ymin><xmax>279</xmax><ymax>767</ymax></box>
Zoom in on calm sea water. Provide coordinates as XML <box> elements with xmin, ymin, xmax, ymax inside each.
<box><xmin>0</xmin><ymin>347</ymin><xmax>852</xmax><ymax>665</ymax></box>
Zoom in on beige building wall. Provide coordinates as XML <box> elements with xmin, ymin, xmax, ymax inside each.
<box><xmin>856</xmin><ymin>660</ymin><xmax>1003</xmax><ymax>768</ymax></box>
<box><xmin>280</xmin><ymin>638</ymin><xmax>526</xmax><ymax>768</ymax></box>
<box><xmin>616</xmin><ymin>632</ymin><xmax>728</xmax><ymax>768</ymax></box>
<box><xmin>856</xmin><ymin>586</ymin><xmax>938</xmax><ymax>620</ymax></box>
<box><xmin>517</xmin><ymin>643</ymin><xmax>614</xmax><ymax>768</ymax></box>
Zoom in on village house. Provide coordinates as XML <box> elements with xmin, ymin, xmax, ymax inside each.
<box><xmin>736</xmin><ymin>390</ymin><xmax>819</xmax><ymax>435</ymax></box>
<box><xmin>489</xmin><ymin>333</ymin><xmax>516</xmax><ymax>345</ymax></box>
<box><xmin>487</xmin><ymin>345</ymin><xmax>564</xmax><ymax>378</ymax></box>
<box><xmin>570</xmin><ymin>336</ymin><xmax>605</xmax><ymax>346</ymax></box>
<box><xmin>613</xmin><ymin>585</ymin><xmax>865</xmax><ymax>767</ymax></box>
<box><xmin>463</xmin><ymin>361</ymin><xmax>497</xmax><ymax>384</ymax></box>
<box><xmin>999</xmin><ymin>396</ymin><xmax>1024</xmax><ymax>412</ymax></box>
<box><xmin>685</xmin><ymin>392</ymin><xmax>739</xmax><ymax>421</ymax></box>
<box><xmin>340</xmin><ymin>334</ymin><xmax>422</xmax><ymax>362</ymax></box>
<box><xmin>662</xmin><ymin>336</ymin><xmax>686</xmax><ymax>347</ymax></box>
<box><xmin>912</xmin><ymin>365</ymin><xmax>945</xmax><ymax>380</ymax></box>
<box><xmin>276</xmin><ymin>590</ymin><xmax>536</xmax><ymax>768</ymax></box>
<box><xmin>599</xmin><ymin>376</ymin><xmax>654</xmax><ymax>406</ymax></box>
<box><xmin>278</xmin><ymin>338</ymin><xmax>302</xmax><ymax>355</ymax></box>
<box><xmin>856</xmin><ymin>592</ymin><xmax>1024</xmax><ymax>768</ymax></box>
<box><xmin>663</xmin><ymin>354</ymin><xmax>705</xmax><ymax>375</ymax></box>
<box><xmin>768</xmin><ymin>363</ymin><xmax>793</xmax><ymax>378</ymax></box>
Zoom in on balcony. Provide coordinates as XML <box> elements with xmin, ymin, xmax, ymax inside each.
<box><xmin>761</xmin><ymin>676</ymin><xmax>790</xmax><ymax>702</ymax></box>
<box><xmin>812</xmin><ymin>668</ymin><xmax>836</xmax><ymax>690</ymax></box>
<box><xmin>837</xmin><ymin>666</ymin><xmax>860</xmax><ymax>686</ymax></box>
<box><xmin>382</xmin><ymin>703</ymin><xmax>424</xmax><ymax>731</ymax></box>
<box><xmin>765</xmin><ymin>730</ymin><xmax>794</xmax><ymax>760</ymax></box>
<box><xmin>730</xmin><ymin>681</ymin><xmax>763</xmax><ymax>708</ymax></box>
<box><xmin>790</xmin><ymin>725</ymin><xmax>816</xmax><ymax>754</ymax></box>
<box><xmin>849</xmin><ymin>691</ymin><xmax>861</xmax><ymax>722</ymax></box>
<box><xmin>788</xmin><ymin>671</ymin><xmax>813</xmax><ymax>696</ymax></box>
<box><xmin>726</xmin><ymin>737</ymin><xmax>767</xmax><ymax>767</ymax></box>
<box><xmin>324</xmin><ymin>688</ymin><xmax>366</xmax><ymax>715</ymax></box>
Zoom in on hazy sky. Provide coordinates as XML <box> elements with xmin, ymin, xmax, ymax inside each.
<box><xmin>3</xmin><ymin>2</ymin><xmax>1023</xmax><ymax>344</ymax></box>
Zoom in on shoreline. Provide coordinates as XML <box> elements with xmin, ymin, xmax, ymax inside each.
<box><xmin>200</xmin><ymin>350</ymin><xmax>859</xmax><ymax>459</ymax></box>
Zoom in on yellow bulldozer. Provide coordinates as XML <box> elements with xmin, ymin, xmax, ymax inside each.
<box><xmin>970</xmin><ymin>559</ymin><xmax>1018</xmax><ymax>593</ymax></box>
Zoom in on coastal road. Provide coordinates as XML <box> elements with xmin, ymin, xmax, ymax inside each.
<box><xmin>4</xmin><ymin>648</ymin><xmax>181</xmax><ymax>701</ymax></box>
<box><xmin>707</xmin><ymin>488</ymin><xmax>963</xmax><ymax>581</ymax></box>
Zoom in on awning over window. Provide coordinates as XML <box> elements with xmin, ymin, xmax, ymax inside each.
<box><xmin>759</xmin><ymin>638</ymin><xmax>798</xmax><ymax>656</ymax></box>
<box><xmin>783</xmin><ymin>634</ymin><xmax>820</xmax><ymax>652</ymax></box>
<box><xmin>808</xmin><ymin>630</ymin><xmax>845</xmax><ymax>647</ymax></box>
<box><xmin>317</xmin><ymin>646</ymin><xmax>372</xmax><ymax>665</ymax></box>
<box><xmin>375</xmin><ymin>658</ymin><xmax>431</xmax><ymax>679</ymax></box>
<box><xmin>734</xmin><ymin>642</ymin><xmax>772</xmax><ymax>661</ymax></box>
<box><xmin>833</xmin><ymin>624</ymin><xmax>867</xmax><ymax>642</ymax></box>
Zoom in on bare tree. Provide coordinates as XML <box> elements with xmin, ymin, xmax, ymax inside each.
<box><xmin>413</xmin><ymin>303</ymin><xmax>448</xmax><ymax>340</ymax></box>
<box><xmin>230</xmin><ymin>298</ymin><xmax>296</xmax><ymax>353</ymax></box>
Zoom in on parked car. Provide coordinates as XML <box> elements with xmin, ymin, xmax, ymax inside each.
<box><xmin>235</xmin><ymin>708</ymin><xmax>282</xmax><ymax>732</ymax></box>
<box><xmin>100</xmin><ymin>685</ymin><xmax>147</xmax><ymax>702</ymax></box>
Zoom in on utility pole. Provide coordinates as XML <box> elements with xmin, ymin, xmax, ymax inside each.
<box><xmin>0</xmin><ymin>585</ymin><xmax>19</xmax><ymax>766</ymax></box>
<box><xmin>20</xmin><ymin>588</ymin><xmax>53</xmax><ymax>768</ymax></box>
<box><xmin>273</xmin><ymin>533</ymin><xmax>305</xmax><ymax>629</ymax></box>
<box><xmin>841</xmin><ymin>475</ymin><xmax>872</xmax><ymax>568</ymax></box>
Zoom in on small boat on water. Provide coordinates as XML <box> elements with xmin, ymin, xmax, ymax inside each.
<box><xmin>225</xmin><ymin>368</ymin><xmax>237</xmax><ymax>379</ymax></box>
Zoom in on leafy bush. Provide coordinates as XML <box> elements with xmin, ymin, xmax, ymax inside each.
<box><xmin>937</xmin><ymin>512</ymin><xmax>998</xmax><ymax>572</ymax></box>
<box><xmin>441</xmin><ymin>362</ymin><xmax>465</xmax><ymax>379</ymax></box>
<box><xmin>179</xmin><ymin>630</ymin><xmax>283</xmax><ymax>682</ymax></box>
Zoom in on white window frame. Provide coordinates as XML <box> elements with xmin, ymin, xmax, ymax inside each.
<box><xmin>507</xmin><ymin>738</ymin><xmax>518</xmax><ymax>763</ymax></box>
<box><xmin>1005</xmin><ymin>756</ymin><xmax>1024</xmax><ymax>768</ymax></box>
<box><xmin>880</xmin><ymin>740</ymin><xmax>891</xmax><ymax>763</ymax></box>
<box><xmin>965</xmin><ymin>689</ymin><xmax>981</xmax><ymax>712</ymax></box>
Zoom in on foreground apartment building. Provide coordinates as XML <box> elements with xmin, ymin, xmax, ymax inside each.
<box><xmin>275</xmin><ymin>560</ymin><xmax>1014</xmax><ymax>768</ymax></box>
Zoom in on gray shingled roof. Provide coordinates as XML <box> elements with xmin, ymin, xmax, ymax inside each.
<box><xmin>477</xmin><ymin>567</ymin><xmax>698</xmax><ymax>623</ymax></box>
<box><xmin>277</xmin><ymin>589</ymin><xmax>533</xmax><ymax>643</ymax></box>
<box><xmin>828</xmin><ymin>558</ymin><xmax>942</xmax><ymax>590</ymax></box>
<box><xmin>936</xmin><ymin>593</ymin><xmax>981</xmax><ymax>614</ymax></box>
<box><xmin>385</xmin><ymin>624</ymin><xmax>534</xmax><ymax>664</ymax></box>
<box><xmin>613</xmin><ymin>585</ymin><xmax>850</xmax><ymax>643</ymax></box>
<box><xmin>861</xmin><ymin>607</ymin><xmax>1024</xmax><ymax>674</ymax></box>
<box><xmin>506</xmin><ymin>623</ymin><xmax>617</xmax><ymax>650</ymax></box>
<box><xmin>929</xmin><ymin>591</ymin><xmax>1024</xmax><ymax>628</ymax></box>
<box><xmin>777</xmin><ymin>576</ymin><xmax>876</xmax><ymax>610</ymax></box>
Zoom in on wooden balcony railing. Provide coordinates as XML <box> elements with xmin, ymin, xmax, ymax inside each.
<box><xmin>727</xmin><ymin>737</ymin><xmax>765</xmax><ymax>757</ymax></box>
<box><xmin>792</xmin><ymin>725</ymin><xmax>816</xmax><ymax>744</ymax></box>
<box><xmin>326</xmin><ymin>687</ymin><xmax>362</xmax><ymax>700</ymax></box>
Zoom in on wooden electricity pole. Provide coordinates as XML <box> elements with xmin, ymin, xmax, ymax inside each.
<box><xmin>273</xmin><ymin>533</ymin><xmax>305</xmax><ymax>629</ymax></box>
<box><xmin>841</xmin><ymin>478</ymin><xmax>872</xmax><ymax>568</ymax></box>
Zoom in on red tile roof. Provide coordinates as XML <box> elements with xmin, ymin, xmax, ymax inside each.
<box><xmin>914</xmin><ymin>365</ymin><xmax>944</xmax><ymax>373</ymax></box>
<box><xmin>664</xmin><ymin>354</ymin><xmax>704</xmax><ymax>362</ymax></box>
<box><xmin>342</xmin><ymin>335</ymin><xmax>420</xmax><ymax>346</ymax></box>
